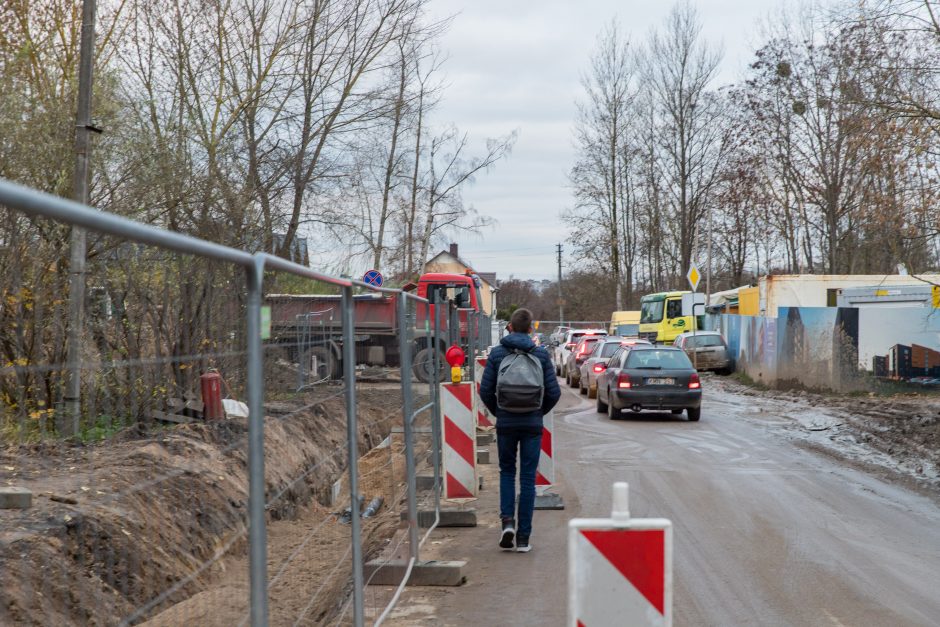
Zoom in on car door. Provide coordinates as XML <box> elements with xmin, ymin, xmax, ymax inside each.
<box><xmin>601</xmin><ymin>348</ymin><xmax>626</xmax><ymax>400</ymax></box>
<box><xmin>665</xmin><ymin>298</ymin><xmax>686</xmax><ymax>335</ymax></box>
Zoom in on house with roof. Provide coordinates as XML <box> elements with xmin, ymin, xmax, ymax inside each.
<box><xmin>424</xmin><ymin>243</ymin><xmax>498</xmax><ymax>315</ymax></box>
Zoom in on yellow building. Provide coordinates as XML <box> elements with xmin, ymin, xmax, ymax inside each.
<box><xmin>424</xmin><ymin>244</ymin><xmax>498</xmax><ymax>315</ymax></box>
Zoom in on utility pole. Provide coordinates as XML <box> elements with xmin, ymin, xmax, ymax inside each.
<box><xmin>556</xmin><ymin>243</ymin><xmax>564</xmax><ymax>324</ymax></box>
<box><xmin>65</xmin><ymin>0</ymin><xmax>98</xmax><ymax>437</ymax></box>
<box><xmin>706</xmin><ymin>202</ymin><xmax>713</xmax><ymax>306</ymax></box>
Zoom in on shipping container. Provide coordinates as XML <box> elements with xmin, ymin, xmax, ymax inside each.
<box><xmin>757</xmin><ymin>274</ymin><xmax>940</xmax><ymax>317</ymax></box>
<box><xmin>836</xmin><ymin>284</ymin><xmax>940</xmax><ymax>309</ymax></box>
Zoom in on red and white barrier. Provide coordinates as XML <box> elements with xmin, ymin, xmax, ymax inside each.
<box><xmin>473</xmin><ymin>356</ymin><xmax>495</xmax><ymax>429</ymax></box>
<box><xmin>536</xmin><ymin>408</ymin><xmax>555</xmax><ymax>491</ymax></box>
<box><xmin>568</xmin><ymin>482</ymin><xmax>672</xmax><ymax>627</ymax></box>
<box><xmin>441</xmin><ymin>383</ymin><xmax>477</xmax><ymax>500</ymax></box>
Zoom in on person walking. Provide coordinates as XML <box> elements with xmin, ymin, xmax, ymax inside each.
<box><xmin>479</xmin><ymin>308</ymin><xmax>560</xmax><ymax>552</ymax></box>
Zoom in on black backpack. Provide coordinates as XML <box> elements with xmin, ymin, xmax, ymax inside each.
<box><xmin>496</xmin><ymin>348</ymin><xmax>545</xmax><ymax>413</ymax></box>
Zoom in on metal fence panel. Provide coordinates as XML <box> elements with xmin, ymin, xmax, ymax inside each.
<box><xmin>0</xmin><ymin>178</ymin><xmax>453</xmax><ymax>627</ymax></box>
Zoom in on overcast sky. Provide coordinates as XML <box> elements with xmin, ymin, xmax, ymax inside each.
<box><xmin>424</xmin><ymin>0</ymin><xmax>783</xmax><ymax>282</ymax></box>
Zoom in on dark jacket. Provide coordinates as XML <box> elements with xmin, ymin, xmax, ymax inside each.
<box><xmin>479</xmin><ymin>332</ymin><xmax>561</xmax><ymax>434</ymax></box>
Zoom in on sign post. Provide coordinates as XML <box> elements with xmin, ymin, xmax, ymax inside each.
<box><xmin>686</xmin><ymin>264</ymin><xmax>701</xmax><ymax>369</ymax></box>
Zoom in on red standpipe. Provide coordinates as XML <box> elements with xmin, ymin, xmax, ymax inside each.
<box><xmin>200</xmin><ymin>372</ymin><xmax>224</xmax><ymax>420</ymax></box>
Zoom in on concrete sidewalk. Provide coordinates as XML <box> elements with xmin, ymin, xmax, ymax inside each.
<box><xmin>370</xmin><ymin>431</ymin><xmax>579</xmax><ymax>626</ymax></box>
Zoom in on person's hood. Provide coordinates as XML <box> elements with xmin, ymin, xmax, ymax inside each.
<box><xmin>500</xmin><ymin>332</ymin><xmax>536</xmax><ymax>352</ymax></box>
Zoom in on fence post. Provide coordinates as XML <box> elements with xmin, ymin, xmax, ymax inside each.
<box><xmin>398</xmin><ymin>294</ymin><xmax>420</xmax><ymax>561</ymax></box>
<box><xmin>431</xmin><ymin>298</ymin><xmax>443</xmax><ymax>514</ymax></box>
<box><xmin>341</xmin><ymin>285</ymin><xmax>365</xmax><ymax>627</ymax></box>
<box><xmin>246</xmin><ymin>256</ymin><xmax>269</xmax><ymax>626</ymax></box>
<box><xmin>468</xmin><ymin>312</ymin><xmax>477</xmax><ymax>380</ymax></box>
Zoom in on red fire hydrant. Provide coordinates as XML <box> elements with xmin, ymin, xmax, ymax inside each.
<box><xmin>445</xmin><ymin>345</ymin><xmax>465</xmax><ymax>384</ymax></box>
<box><xmin>200</xmin><ymin>372</ymin><xmax>224</xmax><ymax>420</ymax></box>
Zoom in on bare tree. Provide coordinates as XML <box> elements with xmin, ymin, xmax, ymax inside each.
<box><xmin>567</xmin><ymin>21</ymin><xmax>638</xmax><ymax>310</ymax></box>
<box><xmin>415</xmin><ymin>126</ymin><xmax>514</xmax><ymax>267</ymax></box>
<box><xmin>644</xmin><ymin>1</ymin><xmax>726</xmax><ymax>276</ymax></box>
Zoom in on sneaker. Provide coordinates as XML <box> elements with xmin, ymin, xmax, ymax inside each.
<box><xmin>499</xmin><ymin>519</ymin><xmax>515</xmax><ymax>550</ymax></box>
<box><xmin>515</xmin><ymin>536</ymin><xmax>531</xmax><ymax>553</ymax></box>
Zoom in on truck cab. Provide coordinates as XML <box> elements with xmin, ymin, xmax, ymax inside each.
<box><xmin>639</xmin><ymin>291</ymin><xmax>700</xmax><ymax>344</ymax></box>
<box><xmin>414</xmin><ymin>272</ymin><xmax>483</xmax><ymax>312</ymax></box>
<box><xmin>609</xmin><ymin>310</ymin><xmax>641</xmax><ymax>336</ymax></box>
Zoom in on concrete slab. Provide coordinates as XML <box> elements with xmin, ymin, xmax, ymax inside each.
<box><xmin>403</xmin><ymin>508</ymin><xmax>477</xmax><ymax>527</ymax></box>
<box><xmin>534</xmin><ymin>491</ymin><xmax>565</xmax><ymax>510</ymax></box>
<box><xmin>476</xmin><ymin>432</ymin><xmax>494</xmax><ymax>445</ymax></box>
<box><xmin>476</xmin><ymin>447</ymin><xmax>490</xmax><ymax>464</ymax></box>
<box><xmin>0</xmin><ymin>486</ymin><xmax>32</xmax><ymax>509</ymax></box>
<box><xmin>364</xmin><ymin>559</ymin><xmax>466</xmax><ymax>586</ymax></box>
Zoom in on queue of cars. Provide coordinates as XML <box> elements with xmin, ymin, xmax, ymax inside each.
<box><xmin>577</xmin><ymin>337</ymin><xmax>651</xmax><ymax>398</ymax></box>
<box><xmin>596</xmin><ymin>345</ymin><xmax>702</xmax><ymax>421</ymax></box>
<box><xmin>552</xmin><ymin>328</ymin><xmax>607</xmax><ymax>378</ymax></box>
<box><xmin>547</xmin><ymin>322</ymin><xmax>735</xmax><ymax>422</ymax></box>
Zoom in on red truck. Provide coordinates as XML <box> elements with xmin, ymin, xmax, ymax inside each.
<box><xmin>267</xmin><ymin>272</ymin><xmax>485</xmax><ymax>382</ymax></box>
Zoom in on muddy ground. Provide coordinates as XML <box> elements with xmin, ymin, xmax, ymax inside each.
<box><xmin>0</xmin><ymin>383</ymin><xmax>417</xmax><ymax>626</ymax></box>
<box><xmin>712</xmin><ymin>375</ymin><xmax>940</xmax><ymax>495</ymax></box>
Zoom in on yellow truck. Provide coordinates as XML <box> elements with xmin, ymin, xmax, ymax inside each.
<box><xmin>609</xmin><ymin>310</ymin><xmax>641</xmax><ymax>336</ymax></box>
<box><xmin>638</xmin><ymin>291</ymin><xmax>701</xmax><ymax>344</ymax></box>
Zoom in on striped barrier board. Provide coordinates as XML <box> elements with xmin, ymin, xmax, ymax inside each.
<box><xmin>473</xmin><ymin>356</ymin><xmax>495</xmax><ymax>429</ymax></box>
<box><xmin>535</xmin><ymin>408</ymin><xmax>563</xmax><ymax>509</ymax></box>
<box><xmin>536</xmin><ymin>408</ymin><xmax>555</xmax><ymax>489</ymax></box>
<box><xmin>569</xmin><ymin>483</ymin><xmax>672</xmax><ymax>627</ymax></box>
<box><xmin>441</xmin><ymin>382</ymin><xmax>477</xmax><ymax>500</ymax></box>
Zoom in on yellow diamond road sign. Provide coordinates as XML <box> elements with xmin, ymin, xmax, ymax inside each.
<box><xmin>687</xmin><ymin>264</ymin><xmax>701</xmax><ymax>292</ymax></box>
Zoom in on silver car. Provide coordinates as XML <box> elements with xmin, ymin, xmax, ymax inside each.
<box><xmin>673</xmin><ymin>331</ymin><xmax>732</xmax><ymax>374</ymax></box>
<box><xmin>578</xmin><ymin>337</ymin><xmax>651</xmax><ymax>398</ymax></box>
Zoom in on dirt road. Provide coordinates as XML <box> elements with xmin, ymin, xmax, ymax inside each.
<box><xmin>383</xmin><ymin>377</ymin><xmax>940</xmax><ymax>626</ymax></box>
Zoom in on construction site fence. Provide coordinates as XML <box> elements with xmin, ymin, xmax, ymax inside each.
<box><xmin>0</xmin><ymin>178</ymin><xmax>490</xmax><ymax>626</ymax></box>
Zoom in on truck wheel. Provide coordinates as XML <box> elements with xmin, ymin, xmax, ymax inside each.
<box><xmin>413</xmin><ymin>348</ymin><xmax>446</xmax><ymax>383</ymax></box>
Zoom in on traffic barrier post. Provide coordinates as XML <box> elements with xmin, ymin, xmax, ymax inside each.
<box><xmin>568</xmin><ymin>482</ymin><xmax>673</xmax><ymax>627</ymax></box>
<box><xmin>535</xmin><ymin>408</ymin><xmax>564</xmax><ymax>510</ymax></box>
<box><xmin>440</xmin><ymin>382</ymin><xmax>478</xmax><ymax>500</ymax></box>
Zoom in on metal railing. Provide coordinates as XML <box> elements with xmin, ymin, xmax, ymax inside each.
<box><xmin>0</xmin><ymin>178</ymin><xmax>491</xmax><ymax>626</ymax></box>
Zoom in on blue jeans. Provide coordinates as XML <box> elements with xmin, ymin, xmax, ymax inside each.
<box><xmin>497</xmin><ymin>431</ymin><xmax>542</xmax><ymax>538</ymax></box>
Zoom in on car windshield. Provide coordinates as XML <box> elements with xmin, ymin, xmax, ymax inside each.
<box><xmin>626</xmin><ymin>349</ymin><xmax>693</xmax><ymax>370</ymax></box>
<box><xmin>685</xmin><ymin>335</ymin><xmax>725</xmax><ymax>348</ymax></box>
<box><xmin>615</xmin><ymin>323</ymin><xmax>640</xmax><ymax>336</ymax></box>
<box><xmin>640</xmin><ymin>300</ymin><xmax>664</xmax><ymax>323</ymax></box>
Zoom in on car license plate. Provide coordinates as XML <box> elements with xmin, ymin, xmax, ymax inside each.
<box><xmin>647</xmin><ymin>377</ymin><xmax>674</xmax><ymax>385</ymax></box>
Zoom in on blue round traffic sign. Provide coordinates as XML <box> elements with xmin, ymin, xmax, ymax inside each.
<box><xmin>363</xmin><ymin>269</ymin><xmax>384</xmax><ymax>287</ymax></box>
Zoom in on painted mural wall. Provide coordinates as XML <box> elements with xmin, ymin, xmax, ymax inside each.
<box><xmin>719</xmin><ymin>307</ymin><xmax>940</xmax><ymax>392</ymax></box>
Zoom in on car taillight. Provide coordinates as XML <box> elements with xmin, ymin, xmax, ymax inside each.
<box><xmin>578</xmin><ymin>343</ymin><xmax>590</xmax><ymax>355</ymax></box>
<box><xmin>593</xmin><ymin>363</ymin><xmax>606</xmax><ymax>373</ymax></box>
<box><xmin>566</xmin><ymin>342</ymin><xmax>575</xmax><ymax>350</ymax></box>
<box><xmin>689</xmin><ymin>373</ymin><xmax>701</xmax><ymax>389</ymax></box>
<box><xmin>617</xmin><ymin>373</ymin><xmax>632</xmax><ymax>389</ymax></box>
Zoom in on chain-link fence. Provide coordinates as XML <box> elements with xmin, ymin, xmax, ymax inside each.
<box><xmin>0</xmin><ymin>178</ymin><xmax>491</xmax><ymax>626</ymax></box>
